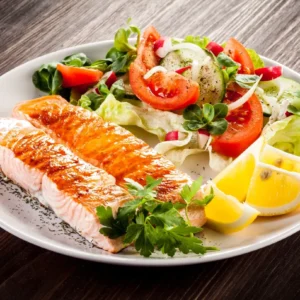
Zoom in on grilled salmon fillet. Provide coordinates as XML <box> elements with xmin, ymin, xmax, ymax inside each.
<box><xmin>13</xmin><ymin>96</ymin><xmax>206</xmax><ymax>226</ymax></box>
<box><xmin>0</xmin><ymin>118</ymin><xmax>133</xmax><ymax>253</ymax></box>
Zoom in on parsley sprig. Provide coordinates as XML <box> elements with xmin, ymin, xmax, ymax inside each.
<box><xmin>182</xmin><ymin>103</ymin><xmax>228</xmax><ymax>135</ymax></box>
<box><xmin>96</xmin><ymin>176</ymin><xmax>217</xmax><ymax>257</ymax></box>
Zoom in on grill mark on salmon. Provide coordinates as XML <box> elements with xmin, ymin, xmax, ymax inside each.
<box><xmin>13</xmin><ymin>96</ymin><xmax>206</xmax><ymax>227</ymax></box>
<box><xmin>0</xmin><ymin>118</ymin><xmax>133</xmax><ymax>253</ymax></box>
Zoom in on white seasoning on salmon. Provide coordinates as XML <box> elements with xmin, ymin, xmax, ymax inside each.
<box><xmin>0</xmin><ymin>118</ymin><xmax>132</xmax><ymax>253</ymax></box>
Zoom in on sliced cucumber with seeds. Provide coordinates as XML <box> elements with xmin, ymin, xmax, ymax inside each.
<box><xmin>160</xmin><ymin>48</ymin><xmax>225</xmax><ymax>106</ymax></box>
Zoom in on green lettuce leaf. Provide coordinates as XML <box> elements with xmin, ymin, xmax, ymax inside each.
<box><xmin>96</xmin><ymin>94</ymin><xmax>185</xmax><ymax>141</ymax></box>
<box><xmin>247</xmin><ymin>49</ymin><xmax>265</xmax><ymax>69</ymax></box>
<box><xmin>264</xmin><ymin>115</ymin><xmax>300</xmax><ymax>155</ymax></box>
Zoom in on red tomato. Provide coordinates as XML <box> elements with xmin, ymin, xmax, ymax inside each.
<box><xmin>224</xmin><ymin>38</ymin><xmax>254</xmax><ymax>74</ymax></box>
<box><xmin>211</xmin><ymin>94</ymin><xmax>263</xmax><ymax>157</ymax></box>
<box><xmin>255</xmin><ymin>66</ymin><xmax>282</xmax><ymax>81</ymax></box>
<box><xmin>129</xmin><ymin>26</ymin><xmax>200</xmax><ymax>110</ymax></box>
<box><xmin>137</xmin><ymin>26</ymin><xmax>160</xmax><ymax>70</ymax></box>
<box><xmin>57</xmin><ymin>64</ymin><xmax>103</xmax><ymax>88</ymax></box>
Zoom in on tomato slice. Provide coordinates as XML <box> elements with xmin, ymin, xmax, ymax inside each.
<box><xmin>137</xmin><ymin>26</ymin><xmax>161</xmax><ymax>70</ymax></box>
<box><xmin>211</xmin><ymin>94</ymin><xmax>263</xmax><ymax>157</ymax></box>
<box><xmin>57</xmin><ymin>64</ymin><xmax>103</xmax><ymax>88</ymax></box>
<box><xmin>224</xmin><ymin>38</ymin><xmax>254</xmax><ymax>74</ymax></box>
<box><xmin>129</xmin><ymin>26</ymin><xmax>200</xmax><ymax>111</ymax></box>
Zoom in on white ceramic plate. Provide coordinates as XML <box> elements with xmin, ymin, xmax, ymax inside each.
<box><xmin>1</xmin><ymin>41</ymin><xmax>300</xmax><ymax>267</ymax></box>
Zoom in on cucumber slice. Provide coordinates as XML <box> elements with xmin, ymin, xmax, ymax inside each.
<box><xmin>255</xmin><ymin>77</ymin><xmax>300</xmax><ymax>117</ymax></box>
<box><xmin>160</xmin><ymin>48</ymin><xmax>225</xmax><ymax>105</ymax></box>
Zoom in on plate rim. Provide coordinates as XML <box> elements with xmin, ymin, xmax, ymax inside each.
<box><xmin>1</xmin><ymin>40</ymin><xmax>300</xmax><ymax>267</ymax></box>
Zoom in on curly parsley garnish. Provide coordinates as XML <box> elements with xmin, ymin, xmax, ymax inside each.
<box><xmin>96</xmin><ymin>176</ymin><xmax>217</xmax><ymax>257</ymax></box>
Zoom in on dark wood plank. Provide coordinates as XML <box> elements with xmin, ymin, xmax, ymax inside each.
<box><xmin>1</xmin><ymin>0</ymin><xmax>300</xmax><ymax>299</ymax></box>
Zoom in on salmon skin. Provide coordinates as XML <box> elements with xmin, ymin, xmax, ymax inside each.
<box><xmin>0</xmin><ymin>118</ymin><xmax>133</xmax><ymax>253</ymax></box>
<box><xmin>13</xmin><ymin>96</ymin><xmax>206</xmax><ymax>227</ymax></box>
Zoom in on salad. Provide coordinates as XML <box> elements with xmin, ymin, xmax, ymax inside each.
<box><xmin>32</xmin><ymin>20</ymin><xmax>300</xmax><ymax>171</ymax></box>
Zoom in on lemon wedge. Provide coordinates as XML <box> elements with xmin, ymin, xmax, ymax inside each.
<box><xmin>260</xmin><ymin>144</ymin><xmax>300</xmax><ymax>173</ymax></box>
<box><xmin>204</xmin><ymin>183</ymin><xmax>259</xmax><ymax>234</ymax></box>
<box><xmin>213</xmin><ymin>138</ymin><xmax>263</xmax><ymax>202</ymax></box>
<box><xmin>246</xmin><ymin>162</ymin><xmax>300</xmax><ymax>216</ymax></box>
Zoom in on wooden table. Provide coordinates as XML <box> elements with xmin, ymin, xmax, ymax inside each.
<box><xmin>1</xmin><ymin>0</ymin><xmax>300</xmax><ymax>299</ymax></box>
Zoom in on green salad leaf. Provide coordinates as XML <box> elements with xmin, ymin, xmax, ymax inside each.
<box><xmin>32</xmin><ymin>52</ymin><xmax>100</xmax><ymax>96</ymax></box>
<box><xmin>88</xmin><ymin>59</ymin><xmax>112</xmax><ymax>72</ymax></box>
<box><xmin>182</xmin><ymin>103</ymin><xmax>228</xmax><ymax>135</ymax></box>
<box><xmin>96</xmin><ymin>176</ymin><xmax>216</xmax><ymax>257</ymax></box>
<box><xmin>217</xmin><ymin>52</ymin><xmax>240</xmax><ymax>84</ymax></box>
<box><xmin>96</xmin><ymin>94</ymin><xmax>185</xmax><ymax>141</ymax></box>
<box><xmin>235</xmin><ymin>74</ymin><xmax>260</xmax><ymax>89</ymax></box>
<box><xmin>247</xmin><ymin>48</ymin><xmax>265</xmax><ymax>69</ymax></box>
<box><xmin>104</xmin><ymin>19</ymin><xmax>140</xmax><ymax>73</ymax></box>
<box><xmin>264</xmin><ymin>115</ymin><xmax>300</xmax><ymax>155</ymax></box>
<box><xmin>32</xmin><ymin>63</ymin><xmax>63</xmax><ymax>95</ymax></box>
<box><xmin>61</xmin><ymin>53</ymin><xmax>91</xmax><ymax>67</ymax></box>
<box><xmin>184</xmin><ymin>35</ymin><xmax>210</xmax><ymax>49</ymax></box>
<box><xmin>78</xmin><ymin>93</ymin><xmax>104</xmax><ymax>111</ymax></box>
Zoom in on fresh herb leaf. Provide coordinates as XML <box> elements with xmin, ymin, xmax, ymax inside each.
<box><xmin>193</xmin><ymin>187</ymin><xmax>214</xmax><ymax>206</ymax></box>
<box><xmin>32</xmin><ymin>62</ymin><xmax>63</xmax><ymax>95</ymax></box>
<box><xmin>184</xmin><ymin>35</ymin><xmax>210</xmax><ymax>49</ymax></box>
<box><xmin>217</xmin><ymin>52</ymin><xmax>240</xmax><ymax>68</ymax></box>
<box><xmin>88</xmin><ymin>59</ymin><xmax>112</xmax><ymax>72</ymax></box>
<box><xmin>61</xmin><ymin>53</ymin><xmax>91</xmax><ymax>67</ymax></box>
<box><xmin>217</xmin><ymin>53</ymin><xmax>240</xmax><ymax>85</ymax></box>
<box><xmin>96</xmin><ymin>206</ymin><xmax>126</xmax><ymax>239</ymax></box>
<box><xmin>114</xmin><ymin>28</ymin><xmax>136</xmax><ymax>52</ymax></box>
<box><xmin>110</xmin><ymin>79</ymin><xmax>126</xmax><ymax>99</ymax></box>
<box><xmin>180</xmin><ymin>177</ymin><xmax>203</xmax><ymax>204</ymax></box>
<box><xmin>183</xmin><ymin>104</ymin><xmax>202</xmax><ymax>120</ymax></box>
<box><xmin>235</xmin><ymin>74</ymin><xmax>260</xmax><ymax>89</ymax></box>
<box><xmin>125</xmin><ymin>176</ymin><xmax>162</xmax><ymax>199</ymax></box>
<box><xmin>207</xmin><ymin>119</ymin><xmax>228</xmax><ymax>135</ymax></box>
<box><xmin>32</xmin><ymin>53</ymin><xmax>93</xmax><ymax>96</ymax></box>
<box><xmin>183</xmin><ymin>103</ymin><xmax>228</xmax><ymax>136</ymax></box>
<box><xmin>183</xmin><ymin>120</ymin><xmax>206</xmax><ymax>131</ymax></box>
<box><xmin>202</xmin><ymin>103</ymin><xmax>215</xmax><ymax>123</ymax></box>
<box><xmin>96</xmin><ymin>176</ymin><xmax>216</xmax><ymax>257</ymax></box>
<box><xmin>105</xmin><ymin>20</ymin><xmax>140</xmax><ymax>74</ymax></box>
<box><xmin>111</xmin><ymin>52</ymin><xmax>136</xmax><ymax>73</ymax></box>
<box><xmin>173</xmin><ymin>202</ymin><xmax>187</xmax><ymax>210</ymax></box>
<box><xmin>51</xmin><ymin>70</ymin><xmax>63</xmax><ymax>95</ymax></box>
<box><xmin>214</xmin><ymin>103</ymin><xmax>228</xmax><ymax>118</ymax></box>
<box><xmin>78</xmin><ymin>92</ymin><xmax>104</xmax><ymax>111</ymax></box>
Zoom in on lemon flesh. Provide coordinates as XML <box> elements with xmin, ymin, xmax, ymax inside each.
<box><xmin>213</xmin><ymin>138</ymin><xmax>262</xmax><ymax>202</ymax></box>
<box><xmin>214</xmin><ymin>153</ymin><xmax>256</xmax><ymax>202</ymax></box>
<box><xmin>260</xmin><ymin>144</ymin><xmax>300</xmax><ymax>173</ymax></box>
<box><xmin>246</xmin><ymin>162</ymin><xmax>300</xmax><ymax>216</ymax></box>
<box><xmin>205</xmin><ymin>183</ymin><xmax>259</xmax><ymax>234</ymax></box>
